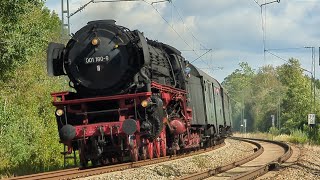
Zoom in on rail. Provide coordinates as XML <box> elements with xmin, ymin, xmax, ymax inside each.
<box><xmin>230</xmin><ymin>138</ymin><xmax>292</xmax><ymax>180</ymax></box>
<box><xmin>177</xmin><ymin>137</ymin><xmax>292</xmax><ymax>180</ymax></box>
<box><xmin>8</xmin><ymin>140</ymin><xmax>225</xmax><ymax>180</ymax></box>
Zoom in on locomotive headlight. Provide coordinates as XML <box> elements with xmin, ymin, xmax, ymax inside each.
<box><xmin>56</xmin><ymin>109</ymin><xmax>64</xmax><ymax>116</ymax></box>
<box><xmin>91</xmin><ymin>38</ymin><xmax>100</xmax><ymax>46</ymax></box>
<box><xmin>141</xmin><ymin>100</ymin><xmax>149</xmax><ymax>108</ymax></box>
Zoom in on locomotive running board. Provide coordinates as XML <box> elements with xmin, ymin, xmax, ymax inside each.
<box><xmin>51</xmin><ymin>92</ymin><xmax>152</xmax><ymax>105</ymax></box>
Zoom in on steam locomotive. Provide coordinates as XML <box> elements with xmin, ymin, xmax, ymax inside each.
<box><xmin>47</xmin><ymin>20</ymin><xmax>232</xmax><ymax>167</ymax></box>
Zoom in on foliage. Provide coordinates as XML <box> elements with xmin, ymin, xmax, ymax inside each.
<box><xmin>222</xmin><ymin>62</ymin><xmax>255</xmax><ymax>131</ymax></box>
<box><xmin>0</xmin><ymin>0</ymin><xmax>60</xmax><ymax>79</ymax></box>
<box><xmin>224</xmin><ymin>58</ymin><xmax>319</xmax><ymax>131</ymax></box>
<box><xmin>251</xmin><ymin>66</ymin><xmax>286</xmax><ymax>132</ymax></box>
<box><xmin>269</xmin><ymin>127</ymin><xmax>280</xmax><ymax>136</ymax></box>
<box><xmin>224</xmin><ymin>58</ymin><xmax>320</xmax><ymax>144</ymax></box>
<box><xmin>277</xmin><ymin>59</ymin><xmax>313</xmax><ymax>130</ymax></box>
<box><xmin>287</xmin><ymin>129</ymin><xmax>308</xmax><ymax>144</ymax></box>
<box><xmin>0</xmin><ymin>1</ymin><xmax>65</xmax><ymax>177</ymax></box>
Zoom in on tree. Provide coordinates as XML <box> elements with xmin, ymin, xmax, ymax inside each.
<box><xmin>0</xmin><ymin>1</ymin><xmax>64</xmax><ymax>176</ymax></box>
<box><xmin>277</xmin><ymin>58</ymin><xmax>312</xmax><ymax>130</ymax></box>
<box><xmin>0</xmin><ymin>0</ymin><xmax>60</xmax><ymax>79</ymax></box>
<box><xmin>251</xmin><ymin>65</ymin><xmax>286</xmax><ymax>131</ymax></box>
<box><xmin>223</xmin><ymin>62</ymin><xmax>255</xmax><ymax>131</ymax></box>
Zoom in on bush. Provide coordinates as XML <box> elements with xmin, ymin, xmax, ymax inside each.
<box><xmin>269</xmin><ymin>127</ymin><xmax>280</xmax><ymax>136</ymax></box>
<box><xmin>279</xmin><ymin>127</ymin><xmax>291</xmax><ymax>135</ymax></box>
<box><xmin>0</xmin><ymin>2</ymin><xmax>64</xmax><ymax>177</ymax></box>
<box><xmin>273</xmin><ymin>134</ymin><xmax>291</xmax><ymax>142</ymax></box>
<box><xmin>288</xmin><ymin>129</ymin><xmax>308</xmax><ymax>144</ymax></box>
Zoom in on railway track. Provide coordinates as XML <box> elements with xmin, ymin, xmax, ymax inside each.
<box><xmin>178</xmin><ymin>137</ymin><xmax>292</xmax><ymax>180</ymax></box>
<box><xmin>7</xmin><ymin>138</ymin><xmax>292</xmax><ymax>180</ymax></box>
<box><xmin>7</xmin><ymin>140</ymin><xmax>225</xmax><ymax>180</ymax></box>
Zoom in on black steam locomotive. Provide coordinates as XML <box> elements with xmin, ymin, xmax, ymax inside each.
<box><xmin>47</xmin><ymin>20</ymin><xmax>232</xmax><ymax>167</ymax></box>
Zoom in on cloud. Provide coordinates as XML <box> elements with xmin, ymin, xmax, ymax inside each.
<box><xmin>45</xmin><ymin>0</ymin><xmax>320</xmax><ymax>81</ymax></box>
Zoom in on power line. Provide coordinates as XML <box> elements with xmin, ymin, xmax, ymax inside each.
<box><xmin>65</xmin><ymin>0</ymin><xmax>221</xmax><ymax>72</ymax></box>
<box><xmin>265</xmin><ymin>50</ymin><xmax>288</xmax><ymax>63</ymax></box>
<box><xmin>170</xmin><ymin>1</ymin><xmax>210</xmax><ymax>51</ymax></box>
<box><xmin>252</xmin><ymin>0</ymin><xmax>260</xmax><ymax>6</ymax></box>
<box><xmin>68</xmin><ymin>0</ymin><xmax>165</xmax><ymax>18</ymax></box>
<box><xmin>144</xmin><ymin>0</ymin><xmax>220</xmax><ymax>73</ymax></box>
<box><xmin>191</xmin><ymin>49</ymin><xmax>212</xmax><ymax>63</ymax></box>
<box><xmin>251</xmin><ymin>0</ymin><xmax>281</xmax><ymax>61</ymax></box>
<box><xmin>265</xmin><ymin>50</ymin><xmax>312</xmax><ymax>74</ymax></box>
<box><xmin>167</xmin><ymin>1</ymin><xmax>220</xmax><ymax>72</ymax></box>
<box><xmin>144</xmin><ymin>1</ymin><xmax>193</xmax><ymax>51</ymax></box>
<box><xmin>266</xmin><ymin>47</ymin><xmax>306</xmax><ymax>51</ymax></box>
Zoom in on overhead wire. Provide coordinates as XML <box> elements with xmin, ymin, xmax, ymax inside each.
<box><xmin>169</xmin><ymin>1</ymin><xmax>223</xmax><ymax>71</ymax></box>
<box><xmin>252</xmin><ymin>0</ymin><xmax>281</xmax><ymax>62</ymax></box>
<box><xmin>252</xmin><ymin>0</ymin><xmax>260</xmax><ymax>7</ymax></box>
<box><xmin>67</xmin><ymin>0</ymin><xmax>221</xmax><ymax>73</ymax></box>
<box><xmin>170</xmin><ymin>1</ymin><xmax>217</xmax><ymax>67</ymax></box>
<box><xmin>266</xmin><ymin>47</ymin><xmax>306</xmax><ymax>51</ymax></box>
<box><xmin>170</xmin><ymin>1</ymin><xmax>210</xmax><ymax>51</ymax></box>
<box><xmin>143</xmin><ymin>0</ymin><xmax>222</xmax><ymax>74</ymax></box>
<box><xmin>265</xmin><ymin>50</ymin><xmax>312</xmax><ymax>74</ymax></box>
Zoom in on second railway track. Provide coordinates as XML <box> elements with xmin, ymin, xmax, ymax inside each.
<box><xmin>179</xmin><ymin>137</ymin><xmax>292</xmax><ymax>180</ymax></box>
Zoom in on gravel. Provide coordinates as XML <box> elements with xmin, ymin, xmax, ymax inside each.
<box><xmin>79</xmin><ymin>139</ymin><xmax>254</xmax><ymax>180</ymax></box>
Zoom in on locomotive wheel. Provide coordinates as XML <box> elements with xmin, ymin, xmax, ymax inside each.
<box><xmin>141</xmin><ymin>139</ymin><xmax>147</xmax><ymax>160</ymax></box>
<box><xmin>130</xmin><ymin>138</ymin><xmax>139</xmax><ymax>162</ymax></box>
<box><xmin>91</xmin><ymin>159</ymin><xmax>99</xmax><ymax>167</ymax></box>
<box><xmin>130</xmin><ymin>141</ymin><xmax>139</xmax><ymax>162</ymax></box>
<box><xmin>173</xmin><ymin>149</ymin><xmax>177</xmax><ymax>156</ymax></box>
<box><xmin>160</xmin><ymin>131</ymin><xmax>167</xmax><ymax>157</ymax></box>
<box><xmin>147</xmin><ymin>141</ymin><xmax>154</xmax><ymax>159</ymax></box>
<box><xmin>119</xmin><ymin>152</ymin><xmax>125</xmax><ymax>163</ymax></box>
<box><xmin>79</xmin><ymin>140</ymin><xmax>88</xmax><ymax>168</ymax></box>
<box><xmin>141</xmin><ymin>146</ymin><xmax>147</xmax><ymax>160</ymax></box>
<box><xmin>154</xmin><ymin>139</ymin><xmax>160</xmax><ymax>158</ymax></box>
<box><xmin>131</xmin><ymin>148</ymin><xmax>138</xmax><ymax>162</ymax></box>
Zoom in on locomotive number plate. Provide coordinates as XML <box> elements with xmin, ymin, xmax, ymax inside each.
<box><xmin>85</xmin><ymin>56</ymin><xmax>109</xmax><ymax>64</ymax></box>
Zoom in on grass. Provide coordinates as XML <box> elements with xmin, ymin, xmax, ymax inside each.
<box><xmin>233</xmin><ymin>130</ymin><xmax>310</xmax><ymax>145</ymax></box>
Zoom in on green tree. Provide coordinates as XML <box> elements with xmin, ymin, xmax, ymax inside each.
<box><xmin>223</xmin><ymin>62</ymin><xmax>255</xmax><ymax>131</ymax></box>
<box><xmin>0</xmin><ymin>0</ymin><xmax>60</xmax><ymax>79</ymax></box>
<box><xmin>251</xmin><ymin>65</ymin><xmax>285</xmax><ymax>131</ymax></box>
<box><xmin>0</xmin><ymin>1</ymin><xmax>65</xmax><ymax>176</ymax></box>
<box><xmin>277</xmin><ymin>58</ymin><xmax>312</xmax><ymax>130</ymax></box>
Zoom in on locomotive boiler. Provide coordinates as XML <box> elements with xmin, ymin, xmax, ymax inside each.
<box><xmin>47</xmin><ymin>20</ymin><xmax>232</xmax><ymax>167</ymax></box>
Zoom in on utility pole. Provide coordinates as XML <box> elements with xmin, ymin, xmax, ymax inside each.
<box><xmin>242</xmin><ymin>90</ymin><xmax>244</xmax><ymax>132</ymax></box>
<box><xmin>313</xmin><ymin>47</ymin><xmax>316</xmax><ymax>113</ymax></box>
<box><xmin>253</xmin><ymin>0</ymin><xmax>280</xmax><ymax>61</ymax></box>
<box><xmin>305</xmin><ymin>46</ymin><xmax>315</xmax><ymax>113</ymax></box>
<box><xmin>278</xmin><ymin>97</ymin><xmax>281</xmax><ymax>129</ymax></box>
<box><xmin>61</xmin><ymin>0</ymin><xmax>71</xmax><ymax>39</ymax></box>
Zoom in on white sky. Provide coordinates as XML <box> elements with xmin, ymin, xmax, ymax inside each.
<box><xmin>45</xmin><ymin>0</ymin><xmax>320</xmax><ymax>82</ymax></box>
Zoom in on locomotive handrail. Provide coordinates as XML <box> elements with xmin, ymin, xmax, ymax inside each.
<box><xmin>151</xmin><ymin>81</ymin><xmax>187</xmax><ymax>94</ymax></box>
<box><xmin>52</xmin><ymin>92</ymin><xmax>152</xmax><ymax>105</ymax></box>
<box><xmin>75</xmin><ymin>108</ymin><xmax>129</xmax><ymax>115</ymax></box>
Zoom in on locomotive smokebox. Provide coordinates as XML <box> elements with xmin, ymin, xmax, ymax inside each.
<box><xmin>48</xmin><ymin>20</ymin><xmax>148</xmax><ymax>95</ymax></box>
<box><xmin>59</xmin><ymin>124</ymin><xmax>76</xmax><ymax>142</ymax></box>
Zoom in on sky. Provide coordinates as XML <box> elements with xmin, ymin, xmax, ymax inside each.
<box><xmin>45</xmin><ymin>0</ymin><xmax>320</xmax><ymax>82</ymax></box>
